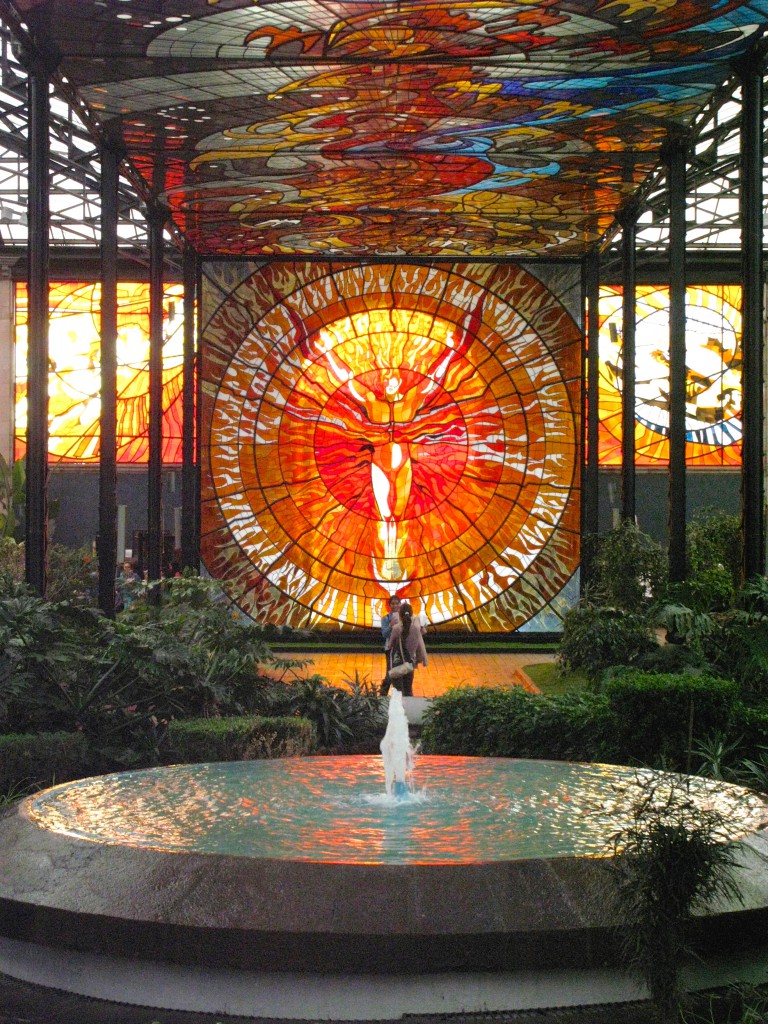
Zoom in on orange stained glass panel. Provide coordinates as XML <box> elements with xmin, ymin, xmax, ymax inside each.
<box><xmin>15</xmin><ymin>282</ymin><xmax>188</xmax><ymax>464</ymax></box>
<box><xmin>597</xmin><ymin>284</ymin><xmax>742</xmax><ymax>468</ymax></box>
<box><xmin>202</xmin><ymin>261</ymin><xmax>582</xmax><ymax>633</ymax></box>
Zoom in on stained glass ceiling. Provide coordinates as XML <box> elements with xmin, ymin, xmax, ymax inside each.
<box><xmin>5</xmin><ymin>0</ymin><xmax>768</xmax><ymax>259</ymax></box>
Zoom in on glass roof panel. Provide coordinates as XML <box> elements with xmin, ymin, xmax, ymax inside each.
<box><xmin>5</xmin><ymin>0</ymin><xmax>768</xmax><ymax>257</ymax></box>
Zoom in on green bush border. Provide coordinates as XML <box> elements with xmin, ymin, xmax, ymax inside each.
<box><xmin>422</xmin><ymin>673</ymin><xmax>738</xmax><ymax>770</ymax></box>
<box><xmin>165</xmin><ymin>715</ymin><xmax>314</xmax><ymax>763</ymax></box>
<box><xmin>0</xmin><ymin>731</ymin><xmax>87</xmax><ymax>793</ymax></box>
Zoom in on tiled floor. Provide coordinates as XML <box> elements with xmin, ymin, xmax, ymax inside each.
<box><xmin>269</xmin><ymin>650</ymin><xmax>556</xmax><ymax>697</ymax></box>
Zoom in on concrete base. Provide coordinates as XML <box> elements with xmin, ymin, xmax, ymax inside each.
<box><xmin>0</xmin><ymin>937</ymin><xmax>648</xmax><ymax>1019</ymax></box>
<box><xmin>1</xmin><ymin>936</ymin><xmax>767</xmax><ymax>1020</ymax></box>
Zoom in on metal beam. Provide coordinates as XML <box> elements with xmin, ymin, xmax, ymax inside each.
<box><xmin>665</xmin><ymin>135</ymin><xmax>688</xmax><ymax>583</ymax></box>
<box><xmin>97</xmin><ymin>141</ymin><xmax>121</xmax><ymax>616</ymax></box>
<box><xmin>739</xmin><ymin>52</ymin><xmax>765</xmax><ymax>581</ymax></box>
<box><xmin>181</xmin><ymin>243</ymin><xmax>197</xmax><ymax>570</ymax></box>
<box><xmin>147</xmin><ymin>203</ymin><xmax>166</xmax><ymax>588</ymax></box>
<box><xmin>24</xmin><ymin>53</ymin><xmax>49</xmax><ymax>595</ymax></box>
<box><xmin>620</xmin><ymin>209</ymin><xmax>638</xmax><ymax>524</ymax></box>
<box><xmin>582</xmin><ymin>249</ymin><xmax>600</xmax><ymax>591</ymax></box>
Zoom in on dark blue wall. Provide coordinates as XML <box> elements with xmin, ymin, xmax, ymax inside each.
<box><xmin>49</xmin><ymin>466</ymin><xmax>185</xmax><ymax>563</ymax></box>
<box><xmin>598</xmin><ymin>468</ymin><xmax>741</xmax><ymax>542</ymax></box>
<box><xmin>49</xmin><ymin>465</ymin><xmax>741</xmax><ymax>557</ymax></box>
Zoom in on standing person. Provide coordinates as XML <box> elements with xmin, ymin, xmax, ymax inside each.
<box><xmin>115</xmin><ymin>559</ymin><xmax>139</xmax><ymax>612</ymax></box>
<box><xmin>380</xmin><ymin>594</ymin><xmax>401</xmax><ymax>696</ymax></box>
<box><xmin>386</xmin><ymin>602</ymin><xmax>428</xmax><ymax>698</ymax></box>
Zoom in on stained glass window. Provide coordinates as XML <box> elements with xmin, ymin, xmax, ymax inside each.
<box><xmin>36</xmin><ymin>0</ymin><xmax>768</xmax><ymax>259</ymax></box>
<box><xmin>14</xmin><ymin>282</ymin><xmax>187</xmax><ymax>464</ymax></box>
<box><xmin>202</xmin><ymin>261</ymin><xmax>581</xmax><ymax>633</ymax></box>
<box><xmin>598</xmin><ymin>285</ymin><xmax>742</xmax><ymax>467</ymax></box>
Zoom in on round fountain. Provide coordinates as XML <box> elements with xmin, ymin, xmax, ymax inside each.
<box><xmin>0</xmin><ymin>697</ymin><xmax>767</xmax><ymax>1018</ymax></box>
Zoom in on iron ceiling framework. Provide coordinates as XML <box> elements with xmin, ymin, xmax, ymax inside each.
<box><xmin>0</xmin><ymin>1</ymin><xmax>766</xmax><ymax>266</ymax></box>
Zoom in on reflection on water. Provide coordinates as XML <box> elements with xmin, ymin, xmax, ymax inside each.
<box><xmin>26</xmin><ymin>756</ymin><xmax>768</xmax><ymax>866</ymax></box>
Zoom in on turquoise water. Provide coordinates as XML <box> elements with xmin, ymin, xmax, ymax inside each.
<box><xmin>26</xmin><ymin>756</ymin><xmax>768</xmax><ymax>865</ymax></box>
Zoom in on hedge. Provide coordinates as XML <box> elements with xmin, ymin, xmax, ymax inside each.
<box><xmin>420</xmin><ymin>686</ymin><xmax>617</xmax><ymax>763</ymax></box>
<box><xmin>165</xmin><ymin>715</ymin><xmax>314</xmax><ymax>764</ymax></box>
<box><xmin>0</xmin><ymin>731</ymin><xmax>88</xmax><ymax>794</ymax></box>
<box><xmin>602</xmin><ymin>671</ymin><xmax>738</xmax><ymax>769</ymax></box>
<box><xmin>421</xmin><ymin>674</ymin><xmax>739</xmax><ymax>770</ymax></box>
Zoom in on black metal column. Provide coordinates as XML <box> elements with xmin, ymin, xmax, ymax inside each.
<box><xmin>582</xmin><ymin>249</ymin><xmax>600</xmax><ymax>591</ymax></box>
<box><xmin>739</xmin><ymin>52</ymin><xmax>765</xmax><ymax>581</ymax></box>
<box><xmin>666</xmin><ymin>136</ymin><xmax>688</xmax><ymax>583</ymax></box>
<box><xmin>97</xmin><ymin>142</ymin><xmax>121</xmax><ymax>616</ymax></box>
<box><xmin>195</xmin><ymin>260</ymin><xmax>204</xmax><ymax>566</ymax></box>
<box><xmin>620</xmin><ymin>208</ymin><xmax>638</xmax><ymax>524</ymax></box>
<box><xmin>147</xmin><ymin>205</ymin><xmax>166</xmax><ymax>586</ymax></box>
<box><xmin>25</xmin><ymin>57</ymin><xmax>50</xmax><ymax>595</ymax></box>
<box><xmin>181</xmin><ymin>245</ymin><xmax>197</xmax><ymax>570</ymax></box>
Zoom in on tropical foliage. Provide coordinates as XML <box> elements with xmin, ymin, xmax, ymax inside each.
<box><xmin>604</xmin><ymin>773</ymin><xmax>745</xmax><ymax>1024</ymax></box>
<box><xmin>0</xmin><ymin>558</ymin><xmax>387</xmax><ymax>790</ymax></box>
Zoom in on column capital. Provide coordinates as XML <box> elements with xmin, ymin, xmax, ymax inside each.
<box><xmin>661</xmin><ymin>130</ymin><xmax>690</xmax><ymax>163</ymax></box>
<box><xmin>617</xmin><ymin>200</ymin><xmax>641</xmax><ymax>231</ymax></box>
<box><xmin>734</xmin><ymin>40</ymin><xmax>767</xmax><ymax>80</ymax></box>
<box><xmin>100</xmin><ymin>122</ymin><xmax>127</xmax><ymax>163</ymax></box>
<box><xmin>0</xmin><ymin>257</ymin><xmax>21</xmax><ymax>281</ymax></box>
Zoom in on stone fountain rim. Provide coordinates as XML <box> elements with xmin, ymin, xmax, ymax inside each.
<box><xmin>0</xmin><ymin>758</ymin><xmax>767</xmax><ymax>974</ymax></box>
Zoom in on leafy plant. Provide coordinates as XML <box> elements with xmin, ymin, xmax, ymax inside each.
<box><xmin>655</xmin><ymin>602</ymin><xmax>717</xmax><ymax>651</ymax></box>
<box><xmin>0</xmin><ymin>453</ymin><xmax>25</xmax><ymax>541</ymax></box>
<box><xmin>604</xmin><ymin>772</ymin><xmax>745</xmax><ymax>1024</ymax></box>
<box><xmin>703</xmin><ymin>617</ymin><xmax>768</xmax><ymax>702</ymax></box>
<box><xmin>738</xmin><ymin>575</ymin><xmax>768</xmax><ymax>616</ymax></box>
<box><xmin>692</xmin><ymin>732</ymin><xmax>745</xmax><ymax>783</ymax></box>
<box><xmin>558</xmin><ymin>603</ymin><xmax>658</xmax><ymax>682</ymax></box>
<box><xmin>633</xmin><ymin>642</ymin><xmax>709</xmax><ymax>676</ymax></box>
<box><xmin>336</xmin><ymin>671</ymin><xmax>388</xmax><ymax>750</ymax></box>
<box><xmin>0</xmin><ymin>537</ymin><xmax>24</xmax><ymax>589</ymax></box>
<box><xmin>119</xmin><ymin>571</ymin><xmax>277</xmax><ymax>719</ymax></box>
<box><xmin>602</xmin><ymin>671</ymin><xmax>738</xmax><ymax>772</ymax></box>
<box><xmin>589</xmin><ymin>520</ymin><xmax>668</xmax><ymax>612</ymax></box>
<box><xmin>46</xmin><ymin>544</ymin><xmax>98</xmax><ymax>604</ymax></box>
<box><xmin>687</xmin><ymin>507</ymin><xmax>741</xmax><ymax>592</ymax></box>
<box><xmin>682</xmin><ymin>983</ymin><xmax>768</xmax><ymax>1024</ymax></box>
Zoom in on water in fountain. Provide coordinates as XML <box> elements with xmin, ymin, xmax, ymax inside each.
<box><xmin>379</xmin><ymin>688</ymin><xmax>414</xmax><ymax>799</ymax></box>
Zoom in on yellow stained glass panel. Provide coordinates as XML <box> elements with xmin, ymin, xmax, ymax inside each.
<box><xmin>598</xmin><ymin>285</ymin><xmax>742</xmax><ymax>467</ymax></box>
<box><xmin>14</xmin><ymin>282</ymin><xmax>187</xmax><ymax>463</ymax></box>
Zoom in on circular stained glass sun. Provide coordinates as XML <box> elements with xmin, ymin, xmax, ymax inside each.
<box><xmin>202</xmin><ymin>263</ymin><xmax>581</xmax><ymax>631</ymax></box>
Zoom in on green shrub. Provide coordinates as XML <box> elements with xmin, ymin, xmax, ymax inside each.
<box><xmin>165</xmin><ymin>715</ymin><xmax>314</xmax><ymax>763</ymax></box>
<box><xmin>633</xmin><ymin>642</ymin><xmax>709</xmax><ymax>675</ymax></box>
<box><xmin>0</xmin><ymin>731</ymin><xmax>87</xmax><ymax>793</ymax></box>
<box><xmin>675</xmin><ymin>564</ymin><xmax>735</xmax><ymax>613</ymax></box>
<box><xmin>420</xmin><ymin>686</ymin><xmax>617</xmax><ymax>763</ymax></box>
<box><xmin>558</xmin><ymin>604</ymin><xmax>658</xmax><ymax>681</ymax></box>
<box><xmin>589</xmin><ymin>521</ymin><xmax>668</xmax><ymax>611</ymax></box>
<box><xmin>268</xmin><ymin>674</ymin><xmax>388</xmax><ymax>752</ymax></box>
<box><xmin>687</xmin><ymin>507</ymin><xmax>741</xmax><ymax>591</ymax></box>
<box><xmin>700</xmin><ymin>616</ymin><xmax>768</xmax><ymax>701</ymax></box>
<box><xmin>46</xmin><ymin>545</ymin><xmax>98</xmax><ymax>605</ymax></box>
<box><xmin>602</xmin><ymin>672</ymin><xmax>738</xmax><ymax>770</ymax></box>
<box><xmin>422</xmin><ymin>675</ymin><xmax>740</xmax><ymax>771</ymax></box>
